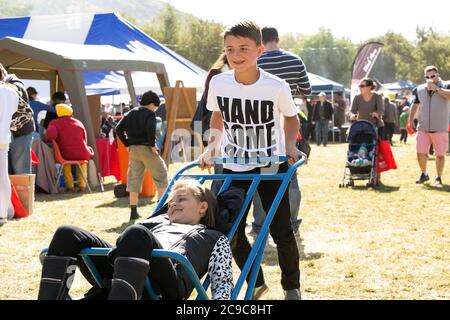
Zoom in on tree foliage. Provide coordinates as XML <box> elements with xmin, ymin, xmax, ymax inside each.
<box><xmin>370</xmin><ymin>29</ymin><xmax>450</xmax><ymax>84</ymax></box>
<box><xmin>292</xmin><ymin>28</ymin><xmax>356</xmax><ymax>86</ymax></box>
<box><xmin>140</xmin><ymin>4</ymin><xmax>225</xmax><ymax>71</ymax></box>
<box><xmin>413</xmin><ymin>28</ymin><xmax>450</xmax><ymax>82</ymax></box>
<box><xmin>0</xmin><ymin>0</ymin><xmax>32</xmax><ymax>17</ymax></box>
<box><xmin>177</xmin><ymin>17</ymin><xmax>224</xmax><ymax>70</ymax></box>
<box><xmin>4</xmin><ymin>0</ymin><xmax>441</xmax><ymax>86</ymax></box>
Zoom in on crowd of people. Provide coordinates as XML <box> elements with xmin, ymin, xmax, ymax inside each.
<box><xmin>1</xmin><ymin>20</ymin><xmax>449</xmax><ymax>301</ymax></box>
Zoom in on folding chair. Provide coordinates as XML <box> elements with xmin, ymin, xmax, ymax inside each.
<box><xmin>40</xmin><ymin>156</ymin><xmax>306</xmax><ymax>300</ymax></box>
<box><xmin>51</xmin><ymin>140</ymin><xmax>92</xmax><ymax>193</ymax></box>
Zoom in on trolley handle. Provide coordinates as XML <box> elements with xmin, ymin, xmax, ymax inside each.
<box><xmin>212</xmin><ymin>156</ymin><xmax>289</xmax><ymax>164</ymax></box>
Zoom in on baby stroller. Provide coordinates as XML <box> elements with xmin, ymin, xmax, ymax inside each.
<box><xmin>339</xmin><ymin>120</ymin><xmax>378</xmax><ymax>188</ymax></box>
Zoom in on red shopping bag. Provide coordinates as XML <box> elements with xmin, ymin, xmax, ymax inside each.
<box><xmin>10</xmin><ymin>181</ymin><xmax>29</xmax><ymax>218</ymax></box>
<box><xmin>405</xmin><ymin>117</ymin><xmax>415</xmax><ymax>135</ymax></box>
<box><xmin>376</xmin><ymin>138</ymin><xmax>397</xmax><ymax>173</ymax></box>
<box><xmin>31</xmin><ymin>149</ymin><xmax>39</xmax><ymax>165</ymax></box>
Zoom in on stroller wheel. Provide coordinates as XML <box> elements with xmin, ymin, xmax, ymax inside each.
<box><xmin>349</xmin><ymin>180</ymin><xmax>355</xmax><ymax>187</ymax></box>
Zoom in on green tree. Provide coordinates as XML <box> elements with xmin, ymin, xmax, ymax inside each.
<box><xmin>279</xmin><ymin>32</ymin><xmax>307</xmax><ymax>52</ymax></box>
<box><xmin>293</xmin><ymin>28</ymin><xmax>356</xmax><ymax>87</ymax></box>
<box><xmin>414</xmin><ymin>28</ymin><xmax>450</xmax><ymax>82</ymax></box>
<box><xmin>177</xmin><ymin>17</ymin><xmax>224</xmax><ymax>70</ymax></box>
<box><xmin>141</xmin><ymin>3</ymin><xmax>180</xmax><ymax>47</ymax></box>
<box><xmin>0</xmin><ymin>0</ymin><xmax>32</xmax><ymax>17</ymax></box>
<box><xmin>369</xmin><ymin>32</ymin><xmax>416</xmax><ymax>83</ymax></box>
<box><xmin>140</xmin><ymin>8</ymin><xmax>224</xmax><ymax>71</ymax></box>
<box><xmin>157</xmin><ymin>3</ymin><xmax>180</xmax><ymax>48</ymax></box>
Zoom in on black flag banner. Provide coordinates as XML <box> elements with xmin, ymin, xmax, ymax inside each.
<box><xmin>350</xmin><ymin>42</ymin><xmax>384</xmax><ymax>103</ymax></box>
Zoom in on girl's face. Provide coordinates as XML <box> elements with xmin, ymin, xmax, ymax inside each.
<box><xmin>168</xmin><ymin>187</ymin><xmax>208</xmax><ymax>225</ymax></box>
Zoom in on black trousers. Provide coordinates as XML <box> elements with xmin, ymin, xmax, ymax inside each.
<box><xmin>224</xmin><ymin>162</ymin><xmax>300</xmax><ymax>290</ymax></box>
<box><xmin>47</xmin><ymin>224</ymin><xmax>186</xmax><ymax>299</ymax></box>
<box><xmin>305</xmin><ymin>122</ymin><xmax>315</xmax><ymax>141</ymax></box>
<box><xmin>384</xmin><ymin>122</ymin><xmax>395</xmax><ymax>143</ymax></box>
<box><xmin>400</xmin><ymin>129</ymin><xmax>408</xmax><ymax>143</ymax></box>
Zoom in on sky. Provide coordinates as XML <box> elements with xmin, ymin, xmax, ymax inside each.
<box><xmin>161</xmin><ymin>0</ymin><xmax>450</xmax><ymax>43</ymax></box>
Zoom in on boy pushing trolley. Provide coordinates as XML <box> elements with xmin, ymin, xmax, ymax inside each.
<box><xmin>199</xmin><ymin>21</ymin><xmax>306</xmax><ymax>300</ymax></box>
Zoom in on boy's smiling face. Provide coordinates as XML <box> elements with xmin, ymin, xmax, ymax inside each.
<box><xmin>224</xmin><ymin>35</ymin><xmax>264</xmax><ymax>75</ymax></box>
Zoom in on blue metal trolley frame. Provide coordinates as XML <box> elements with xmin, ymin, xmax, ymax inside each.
<box><xmin>40</xmin><ymin>156</ymin><xmax>306</xmax><ymax>300</ymax></box>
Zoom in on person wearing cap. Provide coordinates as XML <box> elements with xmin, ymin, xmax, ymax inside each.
<box><xmin>312</xmin><ymin>92</ymin><xmax>333</xmax><ymax>146</ymax></box>
<box><xmin>26</xmin><ymin>87</ymin><xmax>54</xmax><ymax>136</ymax></box>
<box><xmin>116</xmin><ymin>90</ymin><xmax>169</xmax><ymax>221</ymax></box>
<box><xmin>45</xmin><ymin>104</ymin><xmax>94</xmax><ymax>192</ymax></box>
<box><xmin>399</xmin><ymin>106</ymin><xmax>410</xmax><ymax>144</ymax></box>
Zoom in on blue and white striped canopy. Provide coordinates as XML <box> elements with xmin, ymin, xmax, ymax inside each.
<box><xmin>0</xmin><ymin>13</ymin><xmax>206</xmax><ymax>95</ymax></box>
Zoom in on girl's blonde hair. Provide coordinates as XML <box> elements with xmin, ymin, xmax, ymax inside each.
<box><xmin>169</xmin><ymin>180</ymin><xmax>217</xmax><ymax>228</ymax></box>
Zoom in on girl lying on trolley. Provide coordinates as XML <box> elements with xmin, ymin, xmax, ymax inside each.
<box><xmin>37</xmin><ymin>179</ymin><xmax>233</xmax><ymax>300</ymax></box>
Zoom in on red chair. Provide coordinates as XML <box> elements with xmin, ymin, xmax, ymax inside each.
<box><xmin>51</xmin><ymin>140</ymin><xmax>92</xmax><ymax>193</ymax></box>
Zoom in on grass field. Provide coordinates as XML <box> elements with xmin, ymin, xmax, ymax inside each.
<box><xmin>0</xmin><ymin>138</ymin><xmax>449</xmax><ymax>300</ymax></box>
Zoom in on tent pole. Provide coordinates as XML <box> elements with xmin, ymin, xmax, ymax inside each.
<box><xmin>125</xmin><ymin>71</ymin><xmax>138</xmax><ymax>108</ymax></box>
<box><xmin>331</xmin><ymin>91</ymin><xmax>335</xmax><ymax>143</ymax></box>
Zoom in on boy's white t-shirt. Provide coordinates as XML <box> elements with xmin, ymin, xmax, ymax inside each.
<box><xmin>0</xmin><ymin>84</ymin><xmax>19</xmax><ymax>149</ymax></box>
<box><xmin>207</xmin><ymin>69</ymin><xmax>298</xmax><ymax>172</ymax></box>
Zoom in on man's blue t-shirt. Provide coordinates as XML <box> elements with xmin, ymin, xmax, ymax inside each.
<box><xmin>29</xmin><ymin>99</ymin><xmax>54</xmax><ymax>132</ymax></box>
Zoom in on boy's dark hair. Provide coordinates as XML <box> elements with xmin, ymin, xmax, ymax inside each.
<box><xmin>140</xmin><ymin>90</ymin><xmax>160</xmax><ymax>107</ymax></box>
<box><xmin>261</xmin><ymin>27</ymin><xmax>279</xmax><ymax>44</ymax></box>
<box><xmin>27</xmin><ymin>87</ymin><xmax>38</xmax><ymax>96</ymax></box>
<box><xmin>223</xmin><ymin>21</ymin><xmax>262</xmax><ymax>45</ymax></box>
<box><xmin>52</xmin><ymin>91</ymin><xmax>66</xmax><ymax>103</ymax></box>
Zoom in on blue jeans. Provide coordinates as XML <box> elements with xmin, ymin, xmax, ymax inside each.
<box><xmin>252</xmin><ymin>169</ymin><xmax>301</xmax><ymax>232</ymax></box>
<box><xmin>155</xmin><ymin>122</ymin><xmax>167</xmax><ymax>151</ymax></box>
<box><xmin>211</xmin><ymin>163</ymin><xmax>223</xmax><ymax>196</ymax></box>
<box><xmin>9</xmin><ymin>132</ymin><xmax>33</xmax><ymax>174</ymax></box>
<box><xmin>315</xmin><ymin>119</ymin><xmax>329</xmax><ymax>146</ymax></box>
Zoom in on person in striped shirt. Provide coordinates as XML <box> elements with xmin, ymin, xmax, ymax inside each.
<box><xmin>250</xmin><ymin>27</ymin><xmax>311</xmax><ymax>238</ymax></box>
<box><xmin>257</xmin><ymin>27</ymin><xmax>311</xmax><ymax>98</ymax></box>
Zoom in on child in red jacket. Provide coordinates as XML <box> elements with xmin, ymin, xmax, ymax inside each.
<box><xmin>45</xmin><ymin>104</ymin><xmax>93</xmax><ymax>192</ymax></box>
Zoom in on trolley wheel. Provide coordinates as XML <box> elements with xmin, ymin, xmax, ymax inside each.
<box><xmin>339</xmin><ymin>184</ymin><xmax>343</xmax><ymax>188</ymax></box>
<box><xmin>114</xmin><ymin>184</ymin><xmax>129</xmax><ymax>198</ymax></box>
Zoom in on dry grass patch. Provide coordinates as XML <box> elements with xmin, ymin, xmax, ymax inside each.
<box><xmin>0</xmin><ymin>140</ymin><xmax>449</xmax><ymax>299</ymax></box>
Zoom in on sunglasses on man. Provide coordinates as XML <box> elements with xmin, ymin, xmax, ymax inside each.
<box><xmin>425</xmin><ymin>74</ymin><xmax>437</xmax><ymax>79</ymax></box>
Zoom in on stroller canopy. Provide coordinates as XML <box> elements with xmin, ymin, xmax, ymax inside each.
<box><xmin>347</xmin><ymin>120</ymin><xmax>377</xmax><ymax>141</ymax></box>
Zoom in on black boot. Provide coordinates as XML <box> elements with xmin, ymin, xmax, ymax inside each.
<box><xmin>108</xmin><ymin>257</ymin><xmax>150</xmax><ymax>300</ymax></box>
<box><xmin>38</xmin><ymin>256</ymin><xmax>77</xmax><ymax>300</ymax></box>
<box><xmin>129</xmin><ymin>206</ymin><xmax>140</xmax><ymax>221</ymax></box>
